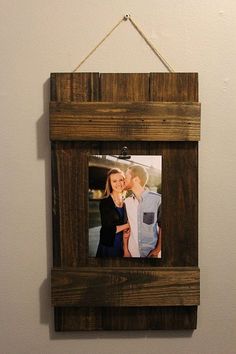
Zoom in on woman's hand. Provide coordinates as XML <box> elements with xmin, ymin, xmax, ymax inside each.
<box><xmin>123</xmin><ymin>227</ymin><xmax>130</xmax><ymax>239</ymax></box>
<box><xmin>123</xmin><ymin>223</ymin><xmax>130</xmax><ymax>231</ymax></box>
<box><xmin>147</xmin><ymin>248</ymin><xmax>161</xmax><ymax>258</ymax></box>
<box><xmin>123</xmin><ymin>224</ymin><xmax>131</xmax><ymax>257</ymax></box>
<box><xmin>116</xmin><ymin>223</ymin><xmax>129</xmax><ymax>234</ymax></box>
<box><xmin>123</xmin><ymin>249</ymin><xmax>131</xmax><ymax>257</ymax></box>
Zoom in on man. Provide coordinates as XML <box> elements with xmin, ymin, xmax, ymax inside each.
<box><xmin>123</xmin><ymin>165</ymin><xmax>161</xmax><ymax>258</ymax></box>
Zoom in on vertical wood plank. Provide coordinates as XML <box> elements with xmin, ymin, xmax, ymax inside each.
<box><xmin>51</xmin><ymin>73</ymin><xmax>100</xmax><ymax>330</ymax></box>
<box><xmin>71</xmin><ymin>72</ymin><xmax>100</xmax><ymax>102</ymax></box>
<box><xmin>149</xmin><ymin>73</ymin><xmax>198</xmax><ymax>267</ymax></box>
<box><xmin>150</xmin><ymin>73</ymin><xmax>199</xmax><ymax>327</ymax></box>
<box><xmin>161</xmin><ymin>142</ymin><xmax>198</xmax><ymax>266</ymax></box>
<box><xmin>100</xmin><ymin>73</ymin><xmax>150</xmax><ymax>101</ymax></box>
<box><xmin>50</xmin><ymin>73</ymin><xmax>72</xmax><ymax>102</ymax></box>
<box><xmin>51</xmin><ymin>141</ymin><xmax>61</xmax><ymax>267</ymax></box>
<box><xmin>150</xmin><ymin>73</ymin><xmax>198</xmax><ymax>102</ymax></box>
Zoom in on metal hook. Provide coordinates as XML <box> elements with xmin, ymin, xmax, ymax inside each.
<box><xmin>118</xmin><ymin>146</ymin><xmax>131</xmax><ymax>159</ymax></box>
<box><xmin>123</xmin><ymin>14</ymin><xmax>131</xmax><ymax>21</ymax></box>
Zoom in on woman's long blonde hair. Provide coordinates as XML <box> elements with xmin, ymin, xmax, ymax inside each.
<box><xmin>104</xmin><ymin>168</ymin><xmax>125</xmax><ymax>197</ymax></box>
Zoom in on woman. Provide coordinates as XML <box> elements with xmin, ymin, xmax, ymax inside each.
<box><xmin>96</xmin><ymin>168</ymin><xmax>129</xmax><ymax>257</ymax></box>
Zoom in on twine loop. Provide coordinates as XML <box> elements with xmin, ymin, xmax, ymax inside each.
<box><xmin>73</xmin><ymin>15</ymin><xmax>174</xmax><ymax>73</ymax></box>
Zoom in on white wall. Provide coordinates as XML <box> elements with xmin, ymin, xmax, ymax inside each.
<box><xmin>1</xmin><ymin>1</ymin><xmax>236</xmax><ymax>353</ymax></box>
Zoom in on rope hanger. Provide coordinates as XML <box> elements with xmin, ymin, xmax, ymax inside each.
<box><xmin>73</xmin><ymin>14</ymin><xmax>174</xmax><ymax>73</ymax></box>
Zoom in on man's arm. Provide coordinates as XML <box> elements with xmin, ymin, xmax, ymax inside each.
<box><xmin>148</xmin><ymin>227</ymin><xmax>161</xmax><ymax>258</ymax></box>
<box><xmin>148</xmin><ymin>203</ymin><xmax>162</xmax><ymax>258</ymax></box>
<box><xmin>123</xmin><ymin>202</ymin><xmax>131</xmax><ymax>257</ymax></box>
<box><xmin>123</xmin><ymin>228</ymin><xmax>131</xmax><ymax>257</ymax></box>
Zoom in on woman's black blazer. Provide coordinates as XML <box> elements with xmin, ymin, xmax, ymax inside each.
<box><xmin>99</xmin><ymin>195</ymin><xmax>126</xmax><ymax>247</ymax></box>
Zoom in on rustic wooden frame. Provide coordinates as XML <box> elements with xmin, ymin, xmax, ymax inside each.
<box><xmin>50</xmin><ymin>72</ymin><xmax>200</xmax><ymax>331</ymax></box>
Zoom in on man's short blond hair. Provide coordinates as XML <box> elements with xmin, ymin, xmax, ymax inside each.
<box><xmin>128</xmin><ymin>165</ymin><xmax>148</xmax><ymax>187</ymax></box>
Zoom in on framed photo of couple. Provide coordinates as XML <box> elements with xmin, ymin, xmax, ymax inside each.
<box><xmin>50</xmin><ymin>72</ymin><xmax>201</xmax><ymax>331</ymax></box>
<box><xmin>88</xmin><ymin>154</ymin><xmax>162</xmax><ymax>259</ymax></box>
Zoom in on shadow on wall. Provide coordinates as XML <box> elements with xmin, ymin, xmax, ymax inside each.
<box><xmin>36</xmin><ymin>79</ymin><xmax>55</xmax><ymax>334</ymax></box>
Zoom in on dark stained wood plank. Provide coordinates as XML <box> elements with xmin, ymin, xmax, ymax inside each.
<box><xmin>101</xmin><ymin>306</ymin><xmax>198</xmax><ymax>330</ymax></box>
<box><xmin>148</xmin><ymin>73</ymin><xmax>199</xmax><ymax>328</ymax></box>
<box><xmin>100</xmin><ymin>73</ymin><xmax>150</xmax><ymax>101</ymax></box>
<box><xmin>51</xmin><ymin>74</ymin><xmax>100</xmax><ymax>267</ymax></box>
<box><xmin>51</xmin><ymin>267</ymin><xmax>200</xmax><ymax>307</ymax></box>
<box><xmin>149</xmin><ymin>74</ymin><xmax>198</xmax><ymax>268</ymax></box>
<box><xmin>162</xmin><ymin>142</ymin><xmax>198</xmax><ymax>267</ymax></box>
<box><xmin>50</xmin><ymin>72</ymin><xmax>100</xmax><ymax>103</ymax></box>
<box><xmin>50</xmin><ymin>73</ymin><xmax>72</xmax><ymax>102</ymax></box>
<box><xmin>50</xmin><ymin>101</ymin><xmax>201</xmax><ymax>141</ymax></box>
<box><xmin>55</xmin><ymin>306</ymin><xmax>198</xmax><ymax>331</ymax></box>
<box><xmin>54</xmin><ymin>142</ymin><xmax>81</xmax><ymax>267</ymax></box>
<box><xmin>71</xmin><ymin>72</ymin><xmax>100</xmax><ymax>102</ymax></box>
<box><xmin>54</xmin><ymin>307</ymin><xmax>102</xmax><ymax>331</ymax></box>
<box><xmin>51</xmin><ymin>73</ymin><xmax>100</xmax><ymax>330</ymax></box>
<box><xmin>50</xmin><ymin>101</ymin><xmax>200</xmax><ymax>117</ymax></box>
<box><xmin>150</xmin><ymin>73</ymin><xmax>198</xmax><ymax>102</ymax></box>
<box><xmin>51</xmin><ymin>142</ymin><xmax>61</xmax><ymax>267</ymax></box>
<box><xmin>50</xmin><ymin>74</ymin><xmax>73</xmax><ymax>268</ymax></box>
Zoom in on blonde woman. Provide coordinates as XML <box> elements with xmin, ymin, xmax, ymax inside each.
<box><xmin>96</xmin><ymin>168</ymin><xmax>130</xmax><ymax>257</ymax></box>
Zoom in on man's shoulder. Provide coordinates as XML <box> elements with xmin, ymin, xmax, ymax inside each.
<box><xmin>145</xmin><ymin>190</ymin><xmax>161</xmax><ymax>197</ymax></box>
<box><xmin>143</xmin><ymin>190</ymin><xmax>161</xmax><ymax>203</ymax></box>
<box><xmin>147</xmin><ymin>190</ymin><xmax>160</xmax><ymax>195</ymax></box>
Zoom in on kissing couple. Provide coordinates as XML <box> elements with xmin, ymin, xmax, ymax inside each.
<box><xmin>96</xmin><ymin>165</ymin><xmax>161</xmax><ymax>258</ymax></box>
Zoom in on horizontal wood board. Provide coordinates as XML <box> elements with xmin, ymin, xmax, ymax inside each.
<box><xmin>52</xmin><ymin>267</ymin><xmax>200</xmax><ymax>307</ymax></box>
<box><xmin>50</xmin><ymin>101</ymin><xmax>201</xmax><ymax>141</ymax></box>
<box><xmin>50</xmin><ymin>72</ymin><xmax>199</xmax><ymax>330</ymax></box>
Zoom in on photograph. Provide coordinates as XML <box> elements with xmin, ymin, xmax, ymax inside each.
<box><xmin>89</xmin><ymin>154</ymin><xmax>162</xmax><ymax>258</ymax></box>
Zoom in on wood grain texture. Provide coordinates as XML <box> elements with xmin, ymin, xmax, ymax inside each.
<box><xmin>150</xmin><ymin>73</ymin><xmax>198</xmax><ymax>102</ymax></box>
<box><xmin>51</xmin><ymin>74</ymin><xmax>100</xmax><ymax>328</ymax></box>
<box><xmin>54</xmin><ymin>306</ymin><xmax>198</xmax><ymax>331</ymax></box>
<box><xmin>51</xmin><ymin>73</ymin><xmax>100</xmax><ymax>268</ymax></box>
<box><xmin>50</xmin><ymin>72</ymin><xmax>200</xmax><ymax>330</ymax></box>
<box><xmin>51</xmin><ymin>267</ymin><xmax>200</xmax><ymax>307</ymax></box>
<box><xmin>50</xmin><ymin>102</ymin><xmax>201</xmax><ymax>141</ymax></box>
<box><xmin>161</xmin><ymin>142</ymin><xmax>198</xmax><ymax>267</ymax></box>
<box><xmin>100</xmin><ymin>73</ymin><xmax>150</xmax><ymax>101</ymax></box>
